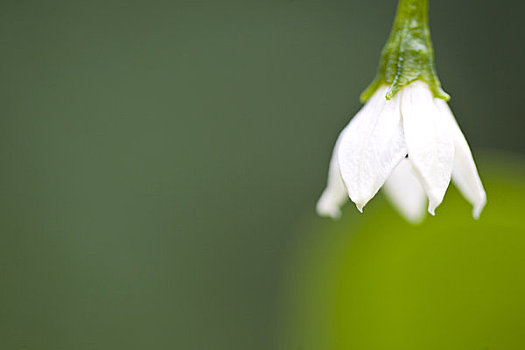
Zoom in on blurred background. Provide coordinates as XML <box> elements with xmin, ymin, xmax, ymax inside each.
<box><xmin>0</xmin><ymin>0</ymin><xmax>524</xmax><ymax>349</ymax></box>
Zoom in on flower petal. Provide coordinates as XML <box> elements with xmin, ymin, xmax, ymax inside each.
<box><xmin>435</xmin><ymin>99</ymin><xmax>487</xmax><ymax>218</ymax></box>
<box><xmin>316</xmin><ymin>134</ymin><xmax>347</xmax><ymax>219</ymax></box>
<box><xmin>401</xmin><ymin>81</ymin><xmax>455</xmax><ymax>215</ymax></box>
<box><xmin>338</xmin><ymin>86</ymin><xmax>408</xmax><ymax>211</ymax></box>
<box><xmin>383</xmin><ymin>158</ymin><xmax>427</xmax><ymax>223</ymax></box>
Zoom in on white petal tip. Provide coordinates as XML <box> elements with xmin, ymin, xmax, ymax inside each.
<box><xmin>387</xmin><ymin>196</ymin><xmax>427</xmax><ymax>223</ymax></box>
<box><xmin>349</xmin><ymin>194</ymin><xmax>369</xmax><ymax>213</ymax></box>
<box><xmin>472</xmin><ymin>200</ymin><xmax>486</xmax><ymax>220</ymax></box>
<box><xmin>409</xmin><ymin>217</ymin><xmax>425</xmax><ymax>224</ymax></box>
<box><xmin>472</xmin><ymin>209</ymin><xmax>481</xmax><ymax>220</ymax></box>
<box><xmin>400</xmin><ymin>212</ymin><xmax>426</xmax><ymax>224</ymax></box>
<box><xmin>353</xmin><ymin>199</ymin><xmax>367</xmax><ymax>213</ymax></box>
<box><xmin>427</xmin><ymin>194</ymin><xmax>443</xmax><ymax>217</ymax></box>
<box><xmin>316</xmin><ymin>208</ymin><xmax>341</xmax><ymax>220</ymax></box>
<box><xmin>403</xmin><ymin>216</ymin><xmax>424</xmax><ymax>225</ymax></box>
<box><xmin>468</xmin><ymin>189</ymin><xmax>486</xmax><ymax>219</ymax></box>
<box><xmin>316</xmin><ymin>203</ymin><xmax>342</xmax><ymax>220</ymax></box>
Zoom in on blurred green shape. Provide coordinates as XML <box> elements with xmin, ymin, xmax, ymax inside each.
<box><xmin>284</xmin><ymin>153</ymin><xmax>525</xmax><ymax>350</ymax></box>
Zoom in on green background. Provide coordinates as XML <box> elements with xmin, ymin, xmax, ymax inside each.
<box><xmin>284</xmin><ymin>155</ymin><xmax>525</xmax><ymax>350</ymax></box>
<box><xmin>0</xmin><ymin>0</ymin><xmax>524</xmax><ymax>349</ymax></box>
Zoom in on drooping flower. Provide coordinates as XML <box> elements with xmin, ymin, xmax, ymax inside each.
<box><xmin>316</xmin><ymin>0</ymin><xmax>486</xmax><ymax>222</ymax></box>
<box><xmin>316</xmin><ymin>81</ymin><xmax>486</xmax><ymax>222</ymax></box>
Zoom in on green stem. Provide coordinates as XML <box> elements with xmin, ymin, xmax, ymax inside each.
<box><xmin>360</xmin><ymin>0</ymin><xmax>449</xmax><ymax>102</ymax></box>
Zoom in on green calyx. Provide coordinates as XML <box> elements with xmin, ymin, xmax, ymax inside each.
<box><xmin>360</xmin><ymin>0</ymin><xmax>449</xmax><ymax>103</ymax></box>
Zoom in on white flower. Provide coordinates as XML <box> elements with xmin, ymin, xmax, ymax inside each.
<box><xmin>316</xmin><ymin>81</ymin><xmax>486</xmax><ymax>223</ymax></box>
